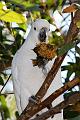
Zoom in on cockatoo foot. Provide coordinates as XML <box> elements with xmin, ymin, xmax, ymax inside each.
<box><xmin>29</xmin><ymin>95</ymin><xmax>38</xmax><ymax>104</ymax></box>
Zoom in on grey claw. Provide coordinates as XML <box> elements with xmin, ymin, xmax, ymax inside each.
<box><xmin>29</xmin><ymin>95</ymin><xmax>38</xmax><ymax>104</ymax></box>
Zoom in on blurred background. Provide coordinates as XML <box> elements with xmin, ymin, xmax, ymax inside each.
<box><xmin>0</xmin><ymin>0</ymin><xmax>80</xmax><ymax>120</ymax></box>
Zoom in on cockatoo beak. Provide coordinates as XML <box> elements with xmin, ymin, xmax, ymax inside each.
<box><xmin>38</xmin><ymin>27</ymin><xmax>47</xmax><ymax>42</ymax></box>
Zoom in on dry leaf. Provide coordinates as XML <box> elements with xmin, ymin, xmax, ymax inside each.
<box><xmin>33</xmin><ymin>43</ymin><xmax>57</xmax><ymax>60</ymax></box>
<box><xmin>63</xmin><ymin>4</ymin><xmax>78</xmax><ymax>13</ymax></box>
<box><xmin>32</xmin><ymin>43</ymin><xmax>57</xmax><ymax>67</ymax></box>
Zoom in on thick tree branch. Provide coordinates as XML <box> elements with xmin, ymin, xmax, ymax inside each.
<box><xmin>18</xmin><ymin>77</ymin><xmax>80</xmax><ymax>120</ymax></box>
<box><xmin>32</xmin><ymin>93</ymin><xmax>80</xmax><ymax>120</ymax></box>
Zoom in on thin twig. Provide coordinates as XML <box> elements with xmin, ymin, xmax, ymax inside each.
<box><xmin>0</xmin><ymin>74</ymin><xmax>11</xmax><ymax>94</ymax></box>
<box><xmin>1</xmin><ymin>92</ymin><xmax>14</xmax><ymax>95</ymax></box>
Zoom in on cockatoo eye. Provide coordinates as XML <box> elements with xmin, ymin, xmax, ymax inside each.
<box><xmin>34</xmin><ymin>27</ymin><xmax>36</xmax><ymax>30</ymax></box>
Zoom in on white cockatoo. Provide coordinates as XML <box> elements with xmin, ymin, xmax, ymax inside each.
<box><xmin>12</xmin><ymin>19</ymin><xmax>63</xmax><ymax>120</ymax></box>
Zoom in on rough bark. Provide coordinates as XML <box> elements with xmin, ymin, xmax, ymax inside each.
<box><xmin>32</xmin><ymin>93</ymin><xmax>80</xmax><ymax>120</ymax></box>
<box><xmin>18</xmin><ymin>77</ymin><xmax>80</xmax><ymax>120</ymax></box>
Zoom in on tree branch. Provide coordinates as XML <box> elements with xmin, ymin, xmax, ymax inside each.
<box><xmin>32</xmin><ymin>93</ymin><xmax>80</xmax><ymax>120</ymax></box>
<box><xmin>0</xmin><ymin>74</ymin><xmax>11</xmax><ymax>94</ymax></box>
<box><xmin>18</xmin><ymin>77</ymin><xmax>80</xmax><ymax>120</ymax></box>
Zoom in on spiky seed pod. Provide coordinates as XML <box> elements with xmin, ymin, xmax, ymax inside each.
<box><xmin>33</xmin><ymin>42</ymin><xmax>57</xmax><ymax>60</ymax></box>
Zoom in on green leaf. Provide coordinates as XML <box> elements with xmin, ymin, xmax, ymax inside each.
<box><xmin>57</xmin><ymin>42</ymin><xmax>75</xmax><ymax>56</ymax></box>
<box><xmin>0</xmin><ymin>9</ymin><xmax>26</xmax><ymax>23</ymax></box>
<box><xmin>76</xmin><ymin>21</ymin><xmax>80</xmax><ymax>28</ymax></box>
<box><xmin>61</xmin><ymin>65</ymin><xmax>70</xmax><ymax>71</ymax></box>
<box><xmin>18</xmin><ymin>23</ymin><xmax>27</xmax><ymax>31</ymax></box>
<box><xmin>62</xmin><ymin>64</ymin><xmax>74</xmax><ymax>72</ymax></box>
<box><xmin>12</xmin><ymin>27</ymin><xmax>26</xmax><ymax>32</ymax></box>
<box><xmin>57</xmin><ymin>0</ymin><xmax>63</xmax><ymax>10</ymax></box>
<box><xmin>0</xmin><ymin>95</ymin><xmax>10</xmax><ymax>119</ymax></box>
<box><xmin>64</xmin><ymin>107</ymin><xmax>80</xmax><ymax>119</ymax></box>
<box><xmin>23</xmin><ymin>1</ymin><xmax>34</xmax><ymax>8</ymax></box>
<box><xmin>66</xmin><ymin>70</ymin><xmax>73</xmax><ymax>82</ymax></box>
<box><xmin>46</xmin><ymin>0</ymin><xmax>54</xmax><ymax>6</ymax></box>
<box><xmin>14</xmin><ymin>0</ymin><xmax>39</xmax><ymax>11</ymax></box>
<box><xmin>64</xmin><ymin>91</ymin><xmax>79</xmax><ymax>99</ymax></box>
<box><xmin>64</xmin><ymin>91</ymin><xmax>80</xmax><ymax>119</ymax></box>
<box><xmin>15</xmin><ymin>111</ymin><xmax>19</xmax><ymax>119</ymax></box>
<box><xmin>11</xmin><ymin>33</ymin><xmax>24</xmax><ymax>55</ymax></box>
<box><xmin>0</xmin><ymin>76</ymin><xmax>4</xmax><ymax>85</ymax></box>
<box><xmin>11</xmin><ymin>0</ymin><xmax>23</xmax><ymax>3</ymax></box>
<box><xmin>0</xmin><ymin>1</ymin><xmax>6</xmax><ymax>10</ymax></box>
<box><xmin>58</xmin><ymin>0</ymin><xmax>63</xmax><ymax>6</ymax></box>
<box><xmin>49</xmin><ymin>32</ymin><xmax>64</xmax><ymax>47</ymax></box>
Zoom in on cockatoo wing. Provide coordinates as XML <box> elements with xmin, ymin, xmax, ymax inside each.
<box><xmin>12</xmin><ymin>52</ymin><xmax>22</xmax><ymax>114</ymax></box>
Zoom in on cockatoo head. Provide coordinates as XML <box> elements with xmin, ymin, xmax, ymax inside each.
<box><xmin>30</xmin><ymin>19</ymin><xmax>50</xmax><ymax>43</ymax></box>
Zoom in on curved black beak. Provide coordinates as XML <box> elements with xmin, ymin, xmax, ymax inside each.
<box><xmin>38</xmin><ymin>27</ymin><xmax>47</xmax><ymax>42</ymax></box>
